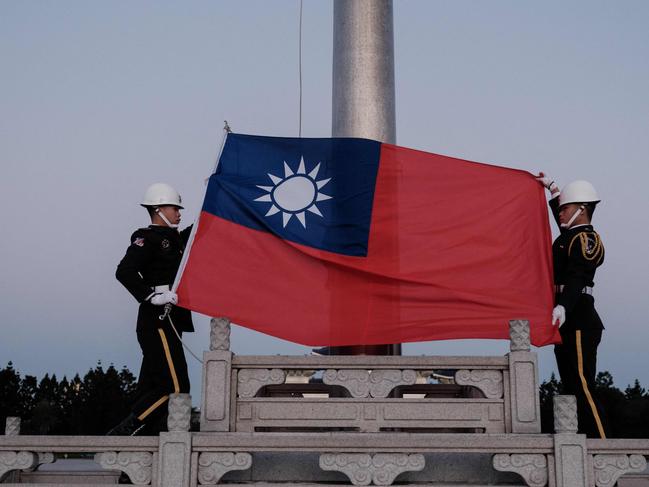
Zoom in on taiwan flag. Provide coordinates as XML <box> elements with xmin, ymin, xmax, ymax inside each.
<box><xmin>175</xmin><ymin>133</ymin><xmax>558</xmax><ymax>347</ymax></box>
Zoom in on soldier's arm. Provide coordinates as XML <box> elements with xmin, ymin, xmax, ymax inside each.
<box><xmin>548</xmin><ymin>195</ymin><xmax>562</xmax><ymax>228</ymax></box>
<box><xmin>116</xmin><ymin>231</ymin><xmax>155</xmax><ymax>303</ymax></box>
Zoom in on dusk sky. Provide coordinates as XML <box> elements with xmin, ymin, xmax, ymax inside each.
<box><xmin>2</xmin><ymin>1</ymin><xmax>648</xmax><ymax>398</ymax></box>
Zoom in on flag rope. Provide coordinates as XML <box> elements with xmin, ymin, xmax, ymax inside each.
<box><xmin>167</xmin><ymin>312</ymin><xmax>204</xmax><ymax>364</ymax></box>
<box><xmin>298</xmin><ymin>0</ymin><xmax>303</xmax><ymax>137</ymax></box>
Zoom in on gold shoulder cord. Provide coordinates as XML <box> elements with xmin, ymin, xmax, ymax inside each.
<box><xmin>568</xmin><ymin>232</ymin><xmax>603</xmax><ymax>262</ymax></box>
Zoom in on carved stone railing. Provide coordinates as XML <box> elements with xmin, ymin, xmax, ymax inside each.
<box><xmin>0</xmin><ymin>417</ymin><xmax>54</xmax><ymax>483</ymax></box>
<box><xmin>201</xmin><ymin>319</ymin><xmax>540</xmax><ymax>434</ymax></box>
<box><xmin>191</xmin><ymin>431</ymin><xmax>554</xmax><ymax>486</ymax></box>
<box><xmin>3</xmin><ymin>391</ymin><xmax>649</xmax><ymax>486</ymax></box>
<box><xmin>0</xmin><ymin>435</ymin><xmax>158</xmax><ymax>485</ymax></box>
<box><xmin>587</xmin><ymin>439</ymin><xmax>649</xmax><ymax>487</ymax></box>
<box><xmin>0</xmin><ymin>395</ymin><xmax>192</xmax><ymax>486</ymax></box>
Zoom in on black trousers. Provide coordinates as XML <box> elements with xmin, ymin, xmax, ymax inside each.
<box><xmin>132</xmin><ymin>315</ymin><xmax>190</xmax><ymax>427</ymax></box>
<box><xmin>554</xmin><ymin>328</ymin><xmax>607</xmax><ymax>438</ymax></box>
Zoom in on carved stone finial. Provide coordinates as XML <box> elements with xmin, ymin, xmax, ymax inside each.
<box><xmin>0</xmin><ymin>451</ymin><xmax>37</xmax><ymax>482</ymax></box>
<box><xmin>454</xmin><ymin>370</ymin><xmax>504</xmax><ymax>398</ymax></box>
<box><xmin>167</xmin><ymin>393</ymin><xmax>192</xmax><ymax>432</ymax></box>
<box><xmin>95</xmin><ymin>451</ymin><xmax>153</xmax><ymax>485</ymax></box>
<box><xmin>593</xmin><ymin>454</ymin><xmax>647</xmax><ymax>487</ymax></box>
<box><xmin>509</xmin><ymin>320</ymin><xmax>531</xmax><ymax>352</ymax></box>
<box><xmin>493</xmin><ymin>454</ymin><xmax>548</xmax><ymax>487</ymax></box>
<box><xmin>198</xmin><ymin>452</ymin><xmax>252</xmax><ymax>484</ymax></box>
<box><xmin>553</xmin><ymin>395</ymin><xmax>578</xmax><ymax>433</ymax></box>
<box><xmin>210</xmin><ymin>317</ymin><xmax>231</xmax><ymax>351</ymax></box>
<box><xmin>319</xmin><ymin>453</ymin><xmax>425</xmax><ymax>486</ymax></box>
<box><xmin>5</xmin><ymin>417</ymin><xmax>20</xmax><ymax>436</ymax></box>
<box><xmin>237</xmin><ymin>369</ymin><xmax>285</xmax><ymax>398</ymax></box>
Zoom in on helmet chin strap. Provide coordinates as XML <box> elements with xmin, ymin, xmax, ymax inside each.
<box><xmin>155</xmin><ymin>208</ymin><xmax>179</xmax><ymax>229</ymax></box>
<box><xmin>560</xmin><ymin>205</ymin><xmax>585</xmax><ymax>229</ymax></box>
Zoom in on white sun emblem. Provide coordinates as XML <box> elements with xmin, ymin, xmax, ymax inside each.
<box><xmin>254</xmin><ymin>156</ymin><xmax>332</xmax><ymax>228</ymax></box>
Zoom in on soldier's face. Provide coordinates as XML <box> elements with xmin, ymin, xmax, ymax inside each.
<box><xmin>559</xmin><ymin>203</ymin><xmax>586</xmax><ymax>227</ymax></box>
<box><xmin>158</xmin><ymin>205</ymin><xmax>182</xmax><ymax>226</ymax></box>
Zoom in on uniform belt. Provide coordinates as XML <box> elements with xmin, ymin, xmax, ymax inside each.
<box><xmin>555</xmin><ymin>285</ymin><xmax>593</xmax><ymax>295</ymax></box>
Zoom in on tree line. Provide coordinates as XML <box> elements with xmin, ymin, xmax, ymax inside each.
<box><xmin>0</xmin><ymin>362</ymin><xmax>136</xmax><ymax>435</ymax></box>
<box><xmin>1</xmin><ymin>362</ymin><xmax>649</xmax><ymax>437</ymax></box>
<box><xmin>539</xmin><ymin>371</ymin><xmax>649</xmax><ymax>437</ymax></box>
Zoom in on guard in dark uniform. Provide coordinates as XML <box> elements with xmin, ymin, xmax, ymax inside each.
<box><xmin>537</xmin><ymin>174</ymin><xmax>607</xmax><ymax>438</ymax></box>
<box><xmin>108</xmin><ymin>183</ymin><xmax>194</xmax><ymax>435</ymax></box>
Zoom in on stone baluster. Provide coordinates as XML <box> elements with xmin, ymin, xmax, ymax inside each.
<box><xmin>506</xmin><ymin>320</ymin><xmax>541</xmax><ymax>433</ymax></box>
<box><xmin>201</xmin><ymin>318</ymin><xmax>233</xmax><ymax>431</ymax></box>
<box><xmin>158</xmin><ymin>393</ymin><xmax>192</xmax><ymax>487</ymax></box>
<box><xmin>552</xmin><ymin>395</ymin><xmax>588</xmax><ymax>487</ymax></box>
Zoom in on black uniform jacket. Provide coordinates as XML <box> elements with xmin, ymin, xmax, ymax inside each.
<box><xmin>116</xmin><ymin>225</ymin><xmax>194</xmax><ymax>332</ymax></box>
<box><xmin>550</xmin><ymin>197</ymin><xmax>604</xmax><ymax>332</ymax></box>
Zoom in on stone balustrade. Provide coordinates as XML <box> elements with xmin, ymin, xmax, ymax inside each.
<box><xmin>3</xmin><ymin>396</ymin><xmax>649</xmax><ymax>486</ymax></box>
<box><xmin>201</xmin><ymin>319</ymin><xmax>540</xmax><ymax>434</ymax></box>
<box><xmin>2</xmin><ymin>319</ymin><xmax>648</xmax><ymax>486</ymax></box>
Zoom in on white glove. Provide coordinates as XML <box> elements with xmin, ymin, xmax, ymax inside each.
<box><xmin>150</xmin><ymin>290</ymin><xmax>178</xmax><ymax>306</ymax></box>
<box><xmin>535</xmin><ymin>173</ymin><xmax>559</xmax><ymax>193</ymax></box>
<box><xmin>552</xmin><ymin>305</ymin><xmax>566</xmax><ymax>328</ymax></box>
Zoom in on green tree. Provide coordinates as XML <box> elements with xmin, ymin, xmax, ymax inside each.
<box><xmin>0</xmin><ymin>362</ymin><xmax>22</xmax><ymax>425</ymax></box>
<box><xmin>77</xmin><ymin>362</ymin><xmax>136</xmax><ymax>434</ymax></box>
<box><xmin>624</xmin><ymin>379</ymin><xmax>647</xmax><ymax>400</ymax></box>
<box><xmin>1</xmin><ymin>362</ymin><xmax>137</xmax><ymax>435</ymax></box>
<box><xmin>539</xmin><ymin>373</ymin><xmax>561</xmax><ymax>433</ymax></box>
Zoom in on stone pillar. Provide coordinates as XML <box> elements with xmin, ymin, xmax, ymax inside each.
<box><xmin>201</xmin><ymin>318</ymin><xmax>233</xmax><ymax>431</ymax></box>
<box><xmin>553</xmin><ymin>395</ymin><xmax>588</xmax><ymax>487</ymax></box>
<box><xmin>4</xmin><ymin>417</ymin><xmax>20</xmax><ymax>436</ymax></box>
<box><xmin>158</xmin><ymin>393</ymin><xmax>192</xmax><ymax>487</ymax></box>
<box><xmin>506</xmin><ymin>320</ymin><xmax>541</xmax><ymax>433</ymax></box>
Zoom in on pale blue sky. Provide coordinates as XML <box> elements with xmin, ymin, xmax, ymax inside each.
<box><xmin>1</xmin><ymin>1</ymin><xmax>648</xmax><ymax>396</ymax></box>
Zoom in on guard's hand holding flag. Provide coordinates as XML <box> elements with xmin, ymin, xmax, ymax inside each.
<box><xmin>536</xmin><ymin>172</ymin><xmax>559</xmax><ymax>194</ymax></box>
<box><xmin>149</xmin><ymin>290</ymin><xmax>178</xmax><ymax>306</ymax></box>
<box><xmin>552</xmin><ymin>305</ymin><xmax>566</xmax><ymax>327</ymax></box>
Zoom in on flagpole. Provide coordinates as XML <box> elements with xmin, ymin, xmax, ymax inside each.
<box><xmin>332</xmin><ymin>0</ymin><xmax>400</xmax><ymax>355</ymax></box>
<box><xmin>332</xmin><ymin>0</ymin><xmax>396</xmax><ymax>144</ymax></box>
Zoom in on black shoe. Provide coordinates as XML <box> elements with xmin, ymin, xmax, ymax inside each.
<box><xmin>311</xmin><ymin>346</ymin><xmax>332</xmax><ymax>356</ymax></box>
<box><xmin>106</xmin><ymin>414</ymin><xmax>146</xmax><ymax>436</ymax></box>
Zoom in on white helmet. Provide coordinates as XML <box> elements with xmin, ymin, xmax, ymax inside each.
<box><xmin>559</xmin><ymin>180</ymin><xmax>600</xmax><ymax>207</ymax></box>
<box><xmin>141</xmin><ymin>183</ymin><xmax>183</xmax><ymax>209</ymax></box>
